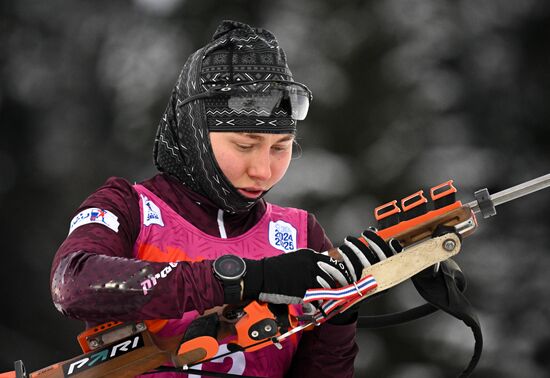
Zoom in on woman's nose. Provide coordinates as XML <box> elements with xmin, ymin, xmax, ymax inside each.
<box><xmin>247</xmin><ymin>149</ymin><xmax>272</xmax><ymax>181</ymax></box>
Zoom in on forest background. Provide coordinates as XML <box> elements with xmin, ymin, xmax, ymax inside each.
<box><xmin>2</xmin><ymin>1</ymin><xmax>550</xmax><ymax>377</ymax></box>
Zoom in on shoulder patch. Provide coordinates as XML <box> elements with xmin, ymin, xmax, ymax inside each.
<box><xmin>269</xmin><ymin>220</ymin><xmax>298</xmax><ymax>253</ymax></box>
<box><xmin>69</xmin><ymin>208</ymin><xmax>119</xmax><ymax>235</ymax></box>
<box><xmin>141</xmin><ymin>194</ymin><xmax>164</xmax><ymax>227</ymax></box>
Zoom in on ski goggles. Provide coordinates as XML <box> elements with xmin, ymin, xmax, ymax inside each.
<box><xmin>179</xmin><ymin>80</ymin><xmax>313</xmax><ymax>120</ymax></box>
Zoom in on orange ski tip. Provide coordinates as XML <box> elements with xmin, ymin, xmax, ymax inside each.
<box><xmin>144</xmin><ymin>319</ymin><xmax>169</xmax><ymax>334</ymax></box>
<box><xmin>374</xmin><ymin>200</ymin><xmax>401</xmax><ymax>221</ymax></box>
<box><xmin>401</xmin><ymin>190</ymin><xmax>427</xmax><ymax>212</ymax></box>
<box><xmin>177</xmin><ymin>336</ymin><xmax>219</xmax><ymax>364</ymax></box>
<box><xmin>430</xmin><ymin>180</ymin><xmax>457</xmax><ymax>201</ymax></box>
<box><xmin>0</xmin><ymin>371</ymin><xmax>15</xmax><ymax>378</ymax></box>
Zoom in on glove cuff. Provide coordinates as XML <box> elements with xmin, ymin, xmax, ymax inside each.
<box><xmin>242</xmin><ymin>258</ymin><xmax>264</xmax><ymax>300</ymax></box>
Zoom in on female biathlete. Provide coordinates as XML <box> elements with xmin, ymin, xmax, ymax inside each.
<box><xmin>51</xmin><ymin>20</ymin><xmax>395</xmax><ymax>378</ymax></box>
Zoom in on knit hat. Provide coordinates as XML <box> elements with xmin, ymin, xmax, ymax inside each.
<box><xmin>202</xmin><ymin>21</ymin><xmax>299</xmax><ymax>134</ymax></box>
<box><xmin>153</xmin><ymin>20</ymin><xmax>309</xmax><ymax>213</ymax></box>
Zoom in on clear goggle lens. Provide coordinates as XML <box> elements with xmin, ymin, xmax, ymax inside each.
<box><xmin>212</xmin><ymin>81</ymin><xmax>311</xmax><ymax>120</ymax></box>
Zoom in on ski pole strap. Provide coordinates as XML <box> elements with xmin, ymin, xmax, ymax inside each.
<box><xmin>411</xmin><ymin>259</ymin><xmax>482</xmax><ymax>378</ymax></box>
<box><xmin>303</xmin><ymin>275</ymin><xmax>378</xmax><ymax>303</ymax></box>
<box><xmin>303</xmin><ymin>275</ymin><xmax>378</xmax><ymax>320</ymax></box>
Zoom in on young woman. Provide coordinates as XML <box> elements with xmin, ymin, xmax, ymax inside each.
<box><xmin>50</xmin><ymin>20</ymin><xmax>394</xmax><ymax>377</ymax></box>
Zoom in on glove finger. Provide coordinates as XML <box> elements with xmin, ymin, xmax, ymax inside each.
<box><xmin>361</xmin><ymin>230</ymin><xmax>395</xmax><ymax>260</ymax></box>
<box><xmin>317</xmin><ymin>261</ymin><xmax>351</xmax><ymax>286</ymax></box>
<box><xmin>336</xmin><ymin>245</ymin><xmax>359</xmax><ymax>281</ymax></box>
<box><xmin>346</xmin><ymin>236</ymin><xmax>380</xmax><ymax>265</ymax></box>
<box><xmin>343</xmin><ymin>237</ymin><xmax>375</xmax><ymax>267</ymax></box>
<box><xmin>316</xmin><ymin>271</ymin><xmax>336</xmax><ymax>289</ymax></box>
<box><xmin>313</xmin><ymin>255</ymin><xmax>341</xmax><ymax>288</ymax></box>
<box><xmin>318</xmin><ymin>250</ymin><xmax>355</xmax><ymax>284</ymax></box>
<box><xmin>389</xmin><ymin>238</ymin><xmax>404</xmax><ymax>254</ymax></box>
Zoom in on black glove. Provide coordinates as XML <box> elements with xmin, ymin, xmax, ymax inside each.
<box><xmin>243</xmin><ymin>248</ymin><xmax>353</xmax><ymax>304</ymax></box>
<box><xmin>336</xmin><ymin>229</ymin><xmax>399</xmax><ymax>283</ymax></box>
<box><xmin>328</xmin><ymin>230</ymin><xmax>400</xmax><ymax>325</ymax></box>
<box><xmin>243</xmin><ymin>230</ymin><xmax>398</xmax><ymax>305</ymax></box>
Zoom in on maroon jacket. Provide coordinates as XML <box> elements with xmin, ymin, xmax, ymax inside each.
<box><xmin>51</xmin><ymin>173</ymin><xmax>358</xmax><ymax>377</ymax></box>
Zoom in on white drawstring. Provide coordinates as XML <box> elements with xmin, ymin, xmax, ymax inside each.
<box><xmin>217</xmin><ymin>209</ymin><xmax>227</xmax><ymax>239</ymax></box>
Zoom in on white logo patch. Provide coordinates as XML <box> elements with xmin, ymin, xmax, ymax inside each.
<box><xmin>141</xmin><ymin>194</ymin><xmax>164</xmax><ymax>227</ymax></box>
<box><xmin>269</xmin><ymin>220</ymin><xmax>298</xmax><ymax>252</ymax></box>
<box><xmin>69</xmin><ymin>208</ymin><xmax>119</xmax><ymax>235</ymax></box>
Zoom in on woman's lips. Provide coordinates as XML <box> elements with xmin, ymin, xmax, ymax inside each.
<box><xmin>238</xmin><ymin>188</ymin><xmax>264</xmax><ymax>198</ymax></box>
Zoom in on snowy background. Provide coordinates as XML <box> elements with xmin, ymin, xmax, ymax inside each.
<box><xmin>1</xmin><ymin>0</ymin><xmax>550</xmax><ymax>377</ymax></box>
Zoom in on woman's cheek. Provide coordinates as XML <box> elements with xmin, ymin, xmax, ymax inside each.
<box><xmin>272</xmin><ymin>154</ymin><xmax>292</xmax><ymax>183</ymax></box>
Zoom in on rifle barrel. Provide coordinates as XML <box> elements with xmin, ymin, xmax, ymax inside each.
<box><xmin>467</xmin><ymin>173</ymin><xmax>550</xmax><ymax>215</ymax></box>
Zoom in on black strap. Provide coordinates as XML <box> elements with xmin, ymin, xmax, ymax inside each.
<box><xmin>357</xmin><ymin>302</ymin><xmax>438</xmax><ymax>329</ymax></box>
<box><xmin>358</xmin><ymin>259</ymin><xmax>481</xmax><ymax>377</ymax></box>
<box><xmin>412</xmin><ymin>259</ymin><xmax>482</xmax><ymax>377</ymax></box>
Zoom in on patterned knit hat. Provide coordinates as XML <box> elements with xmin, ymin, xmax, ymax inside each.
<box><xmin>201</xmin><ymin>21</ymin><xmax>297</xmax><ymax>134</ymax></box>
<box><xmin>153</xmin><ymin>20</ymin><xmax>306</xmax><ymax>213</ymax></box>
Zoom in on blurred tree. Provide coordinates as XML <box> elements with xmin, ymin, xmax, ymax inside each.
<box><xmin>1</xmin><ymin>0</ymin><xmax>549</xmax><ymax>376</ymax></box>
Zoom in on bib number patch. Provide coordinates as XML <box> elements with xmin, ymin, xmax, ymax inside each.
<box><xmin>269</xmin><ymin>220</ymin><xmax>298</xmax><ymax>252</ymax></box>
<box><xmin>189</xmin><ymin>344</ymin><xmax>245</xmax><ymax>378</ymax></box>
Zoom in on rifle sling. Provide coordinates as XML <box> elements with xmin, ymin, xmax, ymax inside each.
<box><xmin>358</xmin><ymin>259</ymin><xmax>481</xmax><ymax>378</ymax></box>
<box><xmin>411</xmin><ymin>260</ymin><xmax>482</xmax><ymax>377</ymax></box>
<box><xmin>357</xmin><ymin>302</ymin><xmax>438</xmax><ymax>329</ymax></box>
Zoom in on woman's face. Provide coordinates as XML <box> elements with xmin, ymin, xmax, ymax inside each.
<box><xmin>209</xmin><ymin>132</ymin><xmax>294</xmax><ymax>199</ymax></box>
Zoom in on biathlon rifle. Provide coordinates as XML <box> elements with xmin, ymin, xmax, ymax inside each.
<box><xmin>2</xmin><ymin>173</ymin><xmax>549</xmax><ymax>378</ymax></box>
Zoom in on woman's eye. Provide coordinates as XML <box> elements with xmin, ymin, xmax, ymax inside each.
<box><xmin>272</xmin><ymin>144</ymin><xmax>291</xmax><ymax>152</ymax></box>
<box><xmin>236</xmin><ymin>144</ymin><xmax>253</xmax><ymax>150</ymax></box>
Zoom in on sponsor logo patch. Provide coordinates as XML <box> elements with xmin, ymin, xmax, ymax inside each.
<box><xmin>141</xmin><ymin>194</ymin><xmax>164</xmax><ymax>227</ymax></box>
<box><xmin>63</xmin><ymin>334</ymin><xmax>144</xmax><ymax>376</ymax></box>
<box><xmin>140</xmin><ymin>262</ymin><xmax>178</xmax><ymax>295</ymax></box>
<box><xmin>69</xmin><ymin>208</ymin><xmax>119</xmax><ymax>235</ymax></box>
<box><xmin>269</xmin><ymin>220</ymin><xmax>298</xmax><ymax>252</ymax></box>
